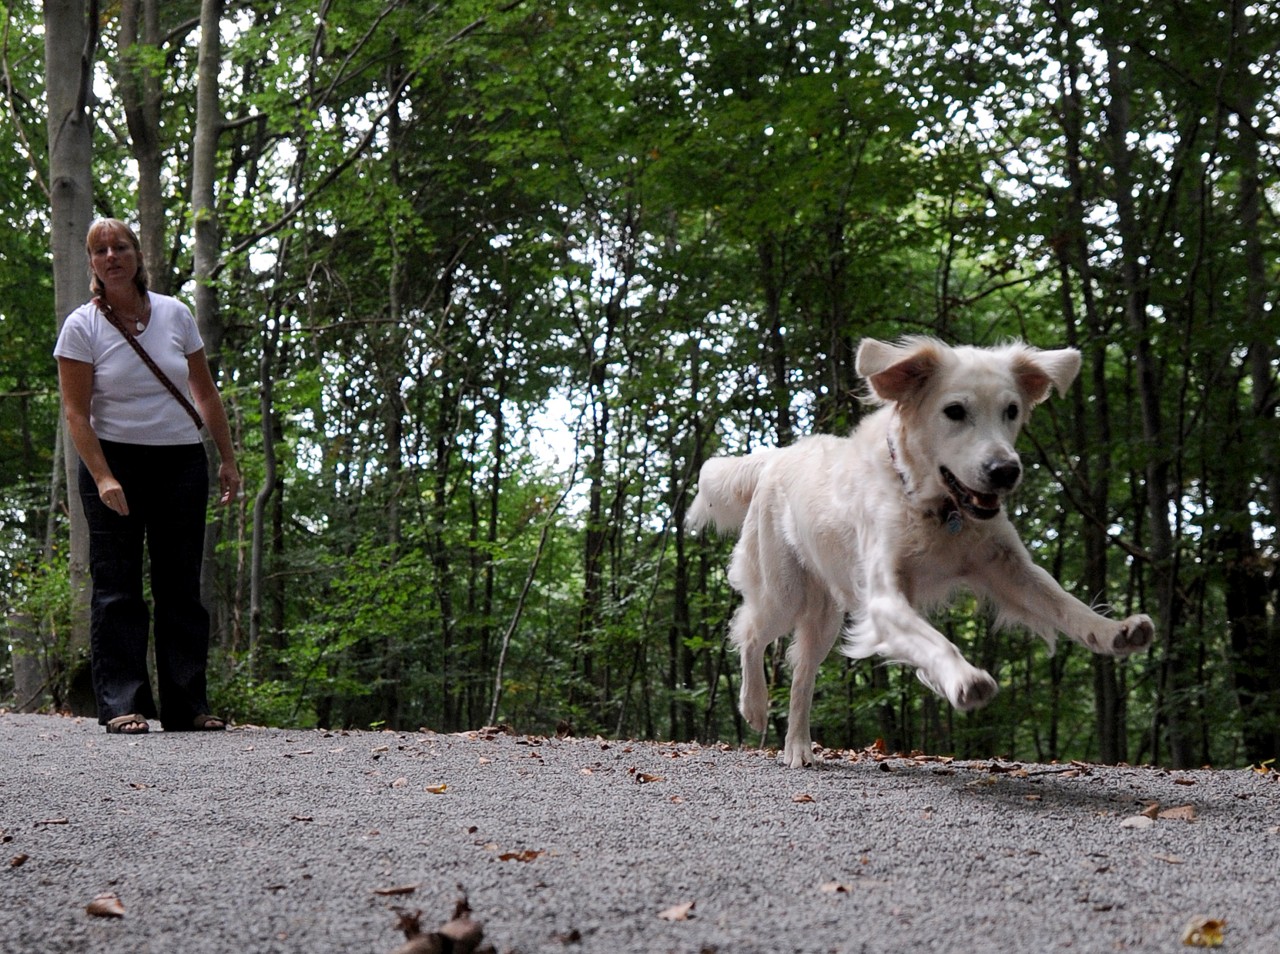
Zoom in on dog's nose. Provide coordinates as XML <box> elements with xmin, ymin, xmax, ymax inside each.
<box><xmin>986</xmin><ymin>459</ymin><xmax>1022</xmax><ymax>490</ymax></box>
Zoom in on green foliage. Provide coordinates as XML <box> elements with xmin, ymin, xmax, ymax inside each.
<box><xmin>4</xmin><ymin>0</ymin><xmax>1278</xmax><ymax>765</ymax></box>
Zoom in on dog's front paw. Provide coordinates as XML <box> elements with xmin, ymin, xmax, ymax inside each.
<box><xmin>952</xmin><ymin>670</ymin><xmax>999</xmax><ymax>711</ymax></box>
<box><xmin>917</xmin><ymin>665</ymin><xmax>998</xmax><ymax>712</ymax></box>
<box><xmin>1112</xmin><ymin>614</ymin><xmax>1155</xmax><ymax>654</ymax></box>
<box><xmin>740</xmin><ymin>683</ymin><xmax>769</xmax><ymax>733</ymax></box>
<box><xmin>783</xmin><ymin>735</ymin><xmax>819</xmax><ymax>769</ymax></box>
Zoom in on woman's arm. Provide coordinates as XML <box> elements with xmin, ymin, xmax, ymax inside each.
<box><xmin>186</xmin><ymin>348</ymin><xmax>241</xmax><ymax>505</ymax></box>
<box><xmin>57</xmin><ymin>356</ymin><xmax>130</xmax><ymax>516</ymax></box>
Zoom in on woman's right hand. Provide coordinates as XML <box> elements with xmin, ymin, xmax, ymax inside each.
<box><xmin>98</xmin><ymin>475</ymin><xmax>130</xmax><ymax>516</ymax></box>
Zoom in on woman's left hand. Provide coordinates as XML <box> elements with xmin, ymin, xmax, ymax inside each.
<box><xmin>218</xmin><ymin>461</ymin><xmax>241</xmax><ymax>506</ymax></box>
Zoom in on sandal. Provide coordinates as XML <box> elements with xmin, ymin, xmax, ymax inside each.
<box><xmin>105</xmin><ymin>714</ymin><xmax>149</xmax><ymax>735</ymax></box>
<box><xmin>191</xmin><ymin>714</ymin><xmax>226</xmax><ymax>731</ymax></box>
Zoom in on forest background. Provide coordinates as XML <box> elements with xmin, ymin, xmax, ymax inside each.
<box><xmin>2</xmin><ymin>0</ymin><xmax>1277</xmax><ymax>770</ymax></box>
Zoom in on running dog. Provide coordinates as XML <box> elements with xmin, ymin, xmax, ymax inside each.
<box><xmin>687</xmin><ymin>337</ymin><xmax>1153</xmax><ymax>767</ymax></box>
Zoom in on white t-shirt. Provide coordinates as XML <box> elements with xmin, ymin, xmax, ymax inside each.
<box><xmin>54</xmin><ymin>292</ymin><xmax>206</xmax><ymax>446</ymax></box>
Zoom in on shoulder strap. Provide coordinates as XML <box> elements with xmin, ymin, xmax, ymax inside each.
<box><xmin>94</xmin><ymin>296</ymin><xmax>206</xmax><ymax>432</ymax></box>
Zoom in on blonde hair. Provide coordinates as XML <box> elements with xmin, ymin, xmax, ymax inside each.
<box><xmin>86</xmin><ymin>218</ymin><xmax>150</xmax><ymax>297</ymax></box>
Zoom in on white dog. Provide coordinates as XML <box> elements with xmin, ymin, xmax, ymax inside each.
<box><xmin>687</xmin><ymin>337</ymin><xmax>1154</xmax><ymax>768</ymax></box>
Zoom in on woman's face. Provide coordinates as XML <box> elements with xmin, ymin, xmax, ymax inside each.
<box><xmin>88</xmin><ymin>228</ymin><xmax>140</xmax><ymax>289</ymax></box>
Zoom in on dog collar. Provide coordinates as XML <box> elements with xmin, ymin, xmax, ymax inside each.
<box><xmin>887</xmin><ymin>428</ymin><xmax>964</xmax><ymax>535</ymax></box>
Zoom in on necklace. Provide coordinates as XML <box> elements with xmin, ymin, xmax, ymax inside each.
<box><xmin>97</xmin><ymin>294</ymin><xmax>151</xmax><ymax>335</ymax></box>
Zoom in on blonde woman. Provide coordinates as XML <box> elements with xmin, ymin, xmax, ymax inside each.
<box><xmin>54</xmin><ymin>218</ymin><xmax>239</xmax><ymax>734</ymax></box>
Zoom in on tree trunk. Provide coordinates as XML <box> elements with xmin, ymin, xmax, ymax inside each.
<box><xmin>1051</xmin><ymin>0</ymin><xmax>1125</xmax><ymax>762</ymax></box>
<box><xmin>1233</xmin><ymin>48</ymin><xmax>1280</xmax><ymax>763</ymax></box>
<box><xmin>45</xmin><ymin>0</ymin><xmax>98</xmax><ymax>716</ymax></box>
<box><xmin>117</xmin><ymin>0</ymin><xmax>167</xmax><ymax>291</ymax></box>
<box><xmin>1099</xmin><ymin>24</ymin><xmax>1185</xmax><ymax>767</ymax></box>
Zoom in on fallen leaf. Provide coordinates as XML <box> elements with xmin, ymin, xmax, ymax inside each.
<box><xmin>497</xmin><ymin>849</ymin><xmax>543</xmax><ymax>863</ymax></box>
<box><xmin>792</xmin><ymin>793</ymin><xmax>816</xmax><ymax>804</ymax></box>
<box><xmin>86</xmin><ymin>892</ymin><xmax>125</xmax><ymax>918</ymax></box>
<box><xmin>635</xmin><ymin>773</ymin><xmax>664</xmax><ymax>784</ymax></box>
<box><xmin>374</xmin><ymin>884</ymin><xmax>419</xmax><ymax>896</ymax></box>
<box><xmin>1159</xmin><ymin>804</ymin><xmax>1197</xmax><ymax>822</ymax></box>
<box><xmin>425</xmin><ymin>784</ymin><xmax>448</xmax><ymax>795</ymax></box>
<box><xmin>1120</xmin><ymin>815</ymin><xmax>1155</xmax><ymax>830</ymax></box>
<box><xmin>1181</xmin><ymin>915</ymin><xmax>1225</xmax><ymax>947</ymax></box>
<box><xmin>10</xmin><ymin>854</ymin><xmax>29</xmax><ymax>868</ymax></box>
<box><xmin>1174</xmin><ymin>777</ymin><xmax>1197</xmax><ymax>786</ymax></box>
<box><xmin>1154</xmin><ymin>853</ymin><xmax>1185</xmax><ymax>865</ymax></box>
<box><xmin>1140</xmin><ymin>802</ymin><xmax>1161</xmax><ymax>819</ymax></box>
<box><xmin>670</xmin><ymin>795</ymin><xmax>685</xmax><ymax>804</ymax></box>
<box><xmin>657</xmin><ymin>901</ymin><xmax>695</xmax><ymax>921</ymax></box>
<box><xmin>392</xmin><ymin>777</ymin><xmax>409</xmax><ymax>788</ymax></box>
<box><xmin>819</xmin><ymin>881</ymin><xmax>852</xmax><ymax>894</ymax></box>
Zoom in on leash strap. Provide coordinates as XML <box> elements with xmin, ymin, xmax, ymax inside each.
<box><xmin>94</xmin><ymin>296</ymin><xmax>206</xmax><ymax>433</ymax></box>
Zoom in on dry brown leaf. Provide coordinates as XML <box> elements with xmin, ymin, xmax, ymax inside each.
<box><xmin>792</xmin><ymin>793</ymin><xmax>816</xmax><ymax>804</ymax></box>
<box><xmin>497</xmin><ymin>849</ymin><xmax>543</xmax><ymax>863</ymax></box>
<box><xmin>635</xmin><ymin>772</ymin><xmax>664</xmax><ymax>784</ymax></box>
<box><xmin>9</xmin><ymin>854</ymin><xmax>29</xmax><ymax>868</ymax></box>
<box><xmin>392</xmin><ymin>777</ymin><xmax>409</xmax><ymax>789</ymax></box>
<box><xmin>1140</xmin><ymin>802</ymin><xmax>1161</xmax><ymax>819</ymax></box>
<box><xmin>86</xmin><ymin>892</ymin><xmax>125</xmax><ymax>919</ymax></box>
<box><xmin>1174</xmin><ymin>777</ymin><xmax>1197</xmax><ymax>786</ymax></box>
<box><xmin>425</xmin><ymin>784</ymin><xmax>448</xmax><ymax>795</ymax></box>
<box><xmin>657</xmin><ymin>901</ymin><xmax>695</xmax><ymax>921</ymax></box>
<box><xmin>1159</xmin><ymin>804</ymin><xmax>1198</xmax><ymax>822</ymax></box>
<box><xmin>1181</xmin><ymin>915</ymin><xmax>1226</xmax><ymax>947</ymax></box>
<box><xmin>374</xmin><ymin>884</ymin><xmax>419</xmax><ymax>896</ymax></box>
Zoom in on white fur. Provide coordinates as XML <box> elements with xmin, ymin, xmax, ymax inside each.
<box><xmin>688</xmin><ymin>337</ymin><xmax>1154</xmax><ymax>768</ymax></box>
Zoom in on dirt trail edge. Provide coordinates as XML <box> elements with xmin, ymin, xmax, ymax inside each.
<box><xmin>2</xmin><ymin>712</ymin><xmax>1277</xmax><ymax>953</ymax></box>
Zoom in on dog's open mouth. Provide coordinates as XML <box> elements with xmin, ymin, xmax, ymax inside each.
<box><xmin>940</xmin><ymin>467</ymin><xmax>1002</xmax><ymax>520</ymax></box>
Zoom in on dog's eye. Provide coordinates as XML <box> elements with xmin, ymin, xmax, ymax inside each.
<box><xmin>943</xmin><ymin>404</ymin><xmax>967</xmax><ymax>422</ymax></box>
<box><xmin>1005</xmin><ymin>403</ymin><xmax>1020</xmax><ymax>421</ymax></box>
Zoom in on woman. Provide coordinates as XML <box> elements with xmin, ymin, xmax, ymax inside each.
<box><xmin>54</xmin><ymin>218</ymin><xmax>241</xmax><ymax>734</ymax></box>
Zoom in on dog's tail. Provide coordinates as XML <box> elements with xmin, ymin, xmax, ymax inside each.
<box><xmin>685</xmin><ymin>449</ymin><xmax>777</xmax><ymax>536</ymax></box>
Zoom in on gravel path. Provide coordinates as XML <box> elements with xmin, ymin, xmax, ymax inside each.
<box><xmin>2</xmin><ymin>712</ymin><xmax>1277</xmax><ymax>952</ymax></box>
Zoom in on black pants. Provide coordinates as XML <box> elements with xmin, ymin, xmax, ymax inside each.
<box><xmin>79</xmin><ymin>440</ymin><xmax>212</xmax><ymax>729</ymax></box>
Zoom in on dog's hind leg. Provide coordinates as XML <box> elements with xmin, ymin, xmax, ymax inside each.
<box><xmin>731</xmin><ymin>602</ymin><xmax>773</xmax><ymax>733</ymax></box>
<box><xmin>782</xmin><ymin>588</ymin><xmax>843</xmax><ymax>768</ymax></box>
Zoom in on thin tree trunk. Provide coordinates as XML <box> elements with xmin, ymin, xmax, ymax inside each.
<box><xmin>117</xmin><ymin>0</ymin><xmax>166</xmax><ymax>291</ymax></box>
<box><xmin>1052</xmin><ymin>0</ymin><xmax>1124</xmax><ymax>762</ymax></box>
<box><xmin>1100</xmin><ymin>24</ymin><xmax>1185</xmax><ymax>767</ymax></box>
<box><xmin>44</xmin><ymin>0</ymin><xmax>98</xmax><ymax>716</ymax></box>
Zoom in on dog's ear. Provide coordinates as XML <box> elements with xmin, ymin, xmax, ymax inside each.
<box><xmin>1014</xmin><ymin>347</ymin><xmax>1082</xmax><ymax>405</ymax></box>
<box><xmin>856</xmin><ymin>338</ymin><xmax>945</xmax><ymax>403</ymax></box>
